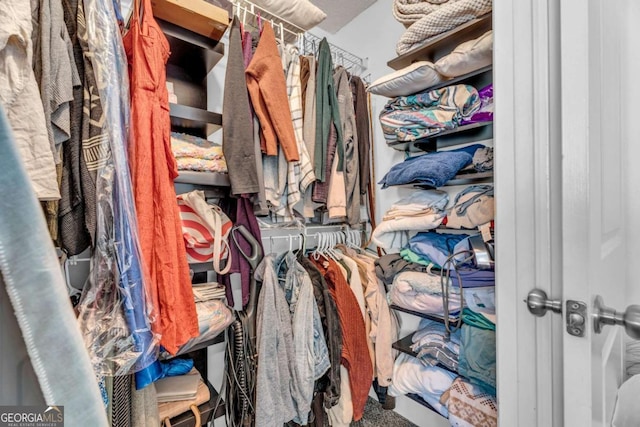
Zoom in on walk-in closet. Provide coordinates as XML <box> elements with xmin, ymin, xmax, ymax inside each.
<box><xmin>2</xmin><ymin>0</ymin><xmax>639</xmax><ymax>426</ymax></box>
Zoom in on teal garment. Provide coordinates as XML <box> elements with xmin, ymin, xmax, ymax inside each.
<box><xmin>400</xmin><ymin>248</ymin><xmax>440</xmax><ymax>269</ymax></box>
<box><xmin>314</xmin><ymin>38</ymin><xmax>343</xmax><ymax>181</ymax></box>
<box><xmin>462</xmin><ymin>308</ymin><xmax>495</xmax><ymax>331</ymax></box>
<box><xmin>459</xmin><ymin>325</ymin><xmax>496</xmax><ymax>395</ymax></box>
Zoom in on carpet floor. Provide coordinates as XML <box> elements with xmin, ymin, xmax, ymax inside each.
<box><xmin>350</xmin><ymin>398</ymin><xmax>418</xmax><ymax>427</ymax></box>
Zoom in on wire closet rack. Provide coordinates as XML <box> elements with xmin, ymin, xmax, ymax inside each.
<box><xmin>231</xmin><ymin>0</ymin><xmax>369</xmax><ymax>80</ymax></box>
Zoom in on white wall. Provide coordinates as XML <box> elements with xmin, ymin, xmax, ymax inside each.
<box><xmin>311</xmin><ymin>4</ymin><xmax>450</xmax><ymax>426</ymax></box>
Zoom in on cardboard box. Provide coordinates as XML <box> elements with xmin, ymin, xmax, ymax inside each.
<box><xmin>151</xmin><ymin>0</ymin><xmax>230</xmax><ymax>40</ymax></box>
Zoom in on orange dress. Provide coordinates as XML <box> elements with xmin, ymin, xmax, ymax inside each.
<box><xmin>123</xmin><ymin>0</ymin><xmax>198</xmax><ymax>354</ymax></box>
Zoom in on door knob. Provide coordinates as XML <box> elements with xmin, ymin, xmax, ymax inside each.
<box><xmin>526</xmin><ymin>289</ymin><xmax>562</xmax><ymax>317</ymax></box>
<box><xmin>593</xmin><ymin>296</ymin><xmax>640</xmax><ymax>339</ymax></box>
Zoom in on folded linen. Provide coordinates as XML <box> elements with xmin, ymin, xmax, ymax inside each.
<box><xmin>411</xmin><ymin>318</ymin><xmax>461</xmax><ymax>372</ymax></box>
<box><xmin>408</xmin><ymin>231</ymin><xmax>472</xmax><ymax>267</ymax></box>
<box><xmin>375</xmin><ymin>253</ymin><xmax>433</xmax><ymax>286</ymax></box>
<box><xmin>450</xmin><ymin>267</ymin><xmax>495</xmax><ymax>288</ymax></box>
<box><xmin>380</xmin><ymin>84</ymin><xmax>480</xmax><ymax>143</ymax></box>
<box><xmin>389</xmin><ymin>353</ymin><xmax>457</xmax><ymax>417</ymax></box>
<box><xmin>395</xmin><ymin>0</ymin><xmax>493</xmax><ymax>55</ymax></box>
<box><xmin>176</xmin><ymin>157</ymin><xmax>228</xmax><ymax>173</ymax></box>
<box><xmin>461</xmin><ymin>83</ymin><xmax>493</xmax><ymax>125</ymax></box>
<box><xmin>459</xmin><ymin>325</ymin><xmax>496</xmax><ymax>394</ymax></box>
<box><xmin>388</xmin><ymin>274</ymin><xmax>460</xmax><ymax>315</ymax></box>
<box><xmin>372</xmin><ymin>190</ymin><xmax>449</xmax><ymax>250</ymax></box>
<box><xmin>392</xmin><ymin>270</ymin><xmax>454</xmax><ymax>296</ymax></box>
<box><xmin>448</xmin><ymin>377</ymin><xmax>497</xmax><ymax>427</ymax></box>
<box><xmin>446</xmin><ymin>184</ymin><xmax>494</xmax><ymax>229</ymax></box>
<box><xmin>171</xmin><ymin>132</ymin><xmax>225</xmax><ymax>160</ymax></box>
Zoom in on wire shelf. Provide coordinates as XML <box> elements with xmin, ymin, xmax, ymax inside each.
<box><xmin>231</xmin><ymin>0</ymin><xmax>368</xmax><ymax>78</ymax></box>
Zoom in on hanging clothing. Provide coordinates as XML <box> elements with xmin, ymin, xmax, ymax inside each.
<box><xmin>0</xmin><ymin>0</ymin><xmax>59</xmax><ymax>200</ymax></box>
<box><xmin>0</xmin><ymin>102</ymin><xmax>108</xmax><ymax>427</ymax></box>
<box><xmin>310</xmin><ymin>257</ymin><xmax>373</xmax><ymax>421</ymax></box>
<box><xmin>123</xmin><ymin>0</ymin><xmax>199</xmax><ymax>354</ymax></box>
<box><xmin>32</xmin><ymin>0</ymin><xmax>80</xmax><ymax>240</ymax></box>
<box><xmin>75</xmin><ymin>0</ymin><xmax>160</xmax><ymax>388</ymax></box>
<box><xmin>298</xmin><ymin>254</ymin><xmax>343</xmax><ymax>409</ymax></box>
<box><xmin>245</xmin><ymin>22</ymin><xmax>299</xmax><ymax>161</ymax></box>
<box><xmin>314</xmin><ymin>38</ymin><xmax>343</xmax><ymax>181</ymax></box>
<box><xmin>332</xmin><ymin>66</ymin><xmax>360</xmax><ymax>225</ymax></box>
<box><xmin>277</xmin><ymin>252</ymin><xmax>330</xmax><ymax>425</ymax></box>
<box><xmin>31</xmin><ymin>0</ymin><xmax>80</xmax><ymax>159</ymax></box>
<box><xmin>218</xmin><ymin>197</ymin><xmax>263</xmax><ymax>308</ymax></box>
<box><xmin>223</xmin><ymin>16</ymin><xmax>259</xmax><ymax>196</ymax></box>
<box><xmin>254</xmin><ymin>254</ymin><xmax>299</xmax><ymax>427</ymax></box>
<box><xmin>301</xmin><ymin>55</ymin><xmax>318</xmax><ymax>218</ymax></box>
<box><xmin>350</xmin><ymin>75</ymin><xmax>371</xmax><ymax>202</ymax></box>
<box><xmin>241</xmin><ymin>30</ymin><xmax>269</xmax><ymax>215</ymax></box>
<box><xmin>58</xmin><ymin>0</ymin><xmax>106</xmax><ymax>255</ymax></box>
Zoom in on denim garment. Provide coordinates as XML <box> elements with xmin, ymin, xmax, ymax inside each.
<box><xmin>379</xmin><ymin>144</ymin><xmax>486</xmax><ymax>189</ymax></box>
<box><xmin>254</xmin><ymin>254</ymin><xmax>298</xmax><ymax>427</ymax></box>
<box><xmin>277</xmin><ymin>252</ymin><xmax>330</xmax><ymax>424</ymax></box>
<box><xmin>298</xmin><ymin>255</ymin><xmax>342</xmax><ymax>408</ymax></box>
<box><xmin>459</xmin><ymin>325</ymin><xmax>496</xmax><ymax>394</ymax></box>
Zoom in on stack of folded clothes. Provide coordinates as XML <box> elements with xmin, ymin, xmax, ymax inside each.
<box><xmin>371</xmin><ymin>190</ymin><xmax>449</xmax><ymax>251</ymax></box>
<box><xmin>171</xmin><ymin>132</ymin><xmax>228</xmax><ymax>173</ymax></box>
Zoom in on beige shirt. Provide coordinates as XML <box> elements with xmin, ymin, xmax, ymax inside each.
<box><xmin>0</xmin><ymin>1</ymin><xmax>59</xmax><ymax>200</ymax></box>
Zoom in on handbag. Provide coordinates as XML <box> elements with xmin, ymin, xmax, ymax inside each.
<box><xmin>158</xmin><ymin>372</ymin><xmax>211</xmax><ymax>427</ymax></box>
<box><xmin>177</xmin><ymin>190</ymin><xmax>232</xmax><ymax>274</ymax></box>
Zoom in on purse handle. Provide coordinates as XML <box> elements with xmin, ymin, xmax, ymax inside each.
<box><xmin>162</xmin><ymin>404</ymin><xmax>201</xmax><ymax>427</ymax></box>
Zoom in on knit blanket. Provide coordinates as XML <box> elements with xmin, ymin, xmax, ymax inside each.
<box><xmin>395</xmin><ymin>0</ymin><xmax>493</xmax><ymax>55</ymax></box>
<box><xmin>379</xmin><ymin>84</ymin><xmax>480</xmax><ymax>144</ymax></box>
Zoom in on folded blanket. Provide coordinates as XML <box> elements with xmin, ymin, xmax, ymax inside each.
<box><xmin>176</xmin><ymin>157</ymin><xmax>228</xmax><ymax>173</ymax></box>
<box><xmin>371</xmin><ymin>215</ymin><xmax>444</xmax><ymax>250</ymax></box>
<box><xmin>396</xmin><ymin>0</ymin><xmax>493</xmax><ymax>55</ymax></box>
<box><xmin>446</xmin><ymin>184</ymin><xmax>494</xmax><ymax>229</ymax></box>
<box><xmin>389</xmin><ymin>272</ymin><xmax>460</xmax><ymax>315</ymax></box>
<box><xmin>459</xmin><ymin>325</ymin><xmax>496</xmax><ymax>394</ymax></box>
<box><xmin>411</xmin><ymin>318</ymin><xmax>461</xmax><ymax>372</ymax></box>
<box><xmin>448</xmin><ymin>377</ymin><xmax>497</xmax><ymax>427</ymax></box>
<box><xmin>389</xmin><ymin>353</ymin><xmax>457</xmax><ymax>417</ymax></box>
<box><xmin>379</xmin><ymin>150</ymin><xmax>473</xmax><ymax>188</ymax></box>
<box><xmin>171</xmin><ymin>132</ymin><xmax>225</xmax><ymax>160</ymax></box>
<box><xmin>392</xmin><ymin>270</ymin><xmax>455</xmax><ymax>296</ymax></box>
<box><xmin>393</xmin><ymin>0</ymin><xmax>452</xmax><ymax>27</ymax></box>
<box><xmin>450</xmin><ymin>267</ymin><xmax>495</xmax><ymax>288</ymax></box>
<box><xmin>380</xmin><ymin>84</ymin><xmax>480</xmax><ymax>143</ymax></box>
<box><xmin>375</xmin><ymin>253</ymin><xmax>433</xmax><ymax>286</ymax></box>
<box><xmin>372</xmin><ymin>190</ymin><xmax>449</xmax><ymax>249</ymax></box>
<box><xmin>408</xmin><ymin>231</ymin><xmax>472</xmax><ymax>267</ymax></box>
<box><xmin>461</xmin><ymin>83</ymin><xmax>493</xmax><ymax>125</ymax></box>
<box><xmin>385</xmin><ymin>190</ymin><xmax>449</xmax><ymax>218</ymax></box>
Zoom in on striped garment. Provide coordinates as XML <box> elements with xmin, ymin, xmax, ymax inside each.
<box><xmin>379</xmin><ymin>84</ymin><xmax>480</xmax><ymax>143</ymax></box>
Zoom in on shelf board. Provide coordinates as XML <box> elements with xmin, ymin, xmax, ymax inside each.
<box><xmin>158</xmin><ymin>19</ymin><xmax>226</xmax><ymax>80</ymax></box>
<box><xmin>174</xmin><ymin>171</ymin><xmax>230</xmax><ymax>187</ymax></box>
<box><xmin>389</xmin><ymin>304</ymin><xmax>460</xmax><ymax>324</ymax></box>
<box><xmin>166</xmin><ymin>380</ymin><xmax>225</xmax><ymax>426</ymax></box>
<box><xmin>423</xmin><ymin>65</ymin><xmax>493</xmax><ymax>92</ymax></box>
<box><xmin>184</xmin><ymin>332</ymin><xmax>225</xmax><ymax>354</ymax></box>
<box><xmin>392</xmin><ymin>333</ymin><xmax>419</xmax><ymax>358</ymax></box>
<box><xmin>405</xmin><ymin>393</ymin><xmax>446</xmax><ymax>418</ymax></box>
<box><xmin>408</xmin><ymin>171</ymin><xmax>494</xmax><ymax>189</ymax></box>
<box><xmin>170</xmin><ymin>103</ymin><xmax>222</xmax><ymax>136</ymax></box>
<box><xmin>389</xmin><ymin>122</ymin><xmax>493</xmax><ymax>152</ymax></box>
<box><xmin>388</xmin><ymin>13</ymin><xmax>492</xmax><ymax>70</ymax></box>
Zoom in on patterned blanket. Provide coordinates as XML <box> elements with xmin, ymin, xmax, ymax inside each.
<box><xmin>448</xmin><ymin>377</ymin><xmax>497</xmax><ymax>427</ymax></box>
<box><xmin>379</xmin><ymin>84</ymin><xmax>480</xmax><ymax>143</ymax></box>
<box><xmin>395</xmin><ymin>0</ymin><xmax>492</xmax><ymax>55</ymax></box>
